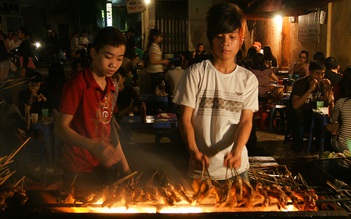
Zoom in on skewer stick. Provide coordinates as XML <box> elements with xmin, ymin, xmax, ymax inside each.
<box><xmin>112</xmin><ymin>171</ymin><xmax>138</xmax><ymax>186</ymax></box>
<box><xmin>0</xmin><ymin>170</ymin><xmax>16</xmax><ymax>186</ymax></box>
<box><xmin>0</xmin><ymin>168</ymin><xmax>10</xmax><ymax>178</ymax></box>
<box><xmin>13</xmin><ymin>176</ymin><xmax>26</xmax><ymax>188</ymax></box>
<box><xmin>146</xmin><ymin>171</ymin><xmax>158</xmax><ymax>186</ymax></box>
<box><xmin>2</xmin><ymin>137</ymin><xmax>31</xmax><ymax>167</ymax></box>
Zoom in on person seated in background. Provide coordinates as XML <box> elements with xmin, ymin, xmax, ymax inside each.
<box><xmin>288</xmin><ymin>50</ymin><xmax>310</xmax><ymax>79</ymax></box>
<box><xmin>334</xmin><ymin>66</ymin><xmax>351</xmax><ymax>102</ymax></box>
<box><xmin>313</xmin><ymin>51</ymin><xmax>325</xmax><ymax>63</ymax></box>
<box><xmin>18</xmin><ymin>71</ymin><xmax>48</xmax><ymax>128</ymax></box>
<box><xmin>190</xmin><ymin>43</ymin><xmax>208</xmax><ymax>65</ymax></box>
<box><xmin>241</xmin><ymin>46</ymin><xmax>257</xmax><ymax>70</ymax></box>
<box><xmin>165</xmin><ymin>55</ymin><xmax>185</xmax><ymax>97</ymax></box>
<box><xmin>134</xmin><ymin>41</ymin><xmax>144</xmax><ymax>61</ymax></box>
<box><xmin>180</xmin><ymin>51</ymin><xmax>192</xmax><ymax>70</ymax></box>
<box><xmin>124</xmin><ymin>28</ymin><xmax>136</xmax><ymax>60</ymax></box>
<box><xmin>251</xmin><ymin>53</ymin><xmax>279</xmax><ymax>99</ymax></box>
<box><xmin>329</xmin><ymin>66</ymin><xmax>351</xmax><ymax>153</ymax></box>
<box><xmin>114</xmin><ymin>67</ymin><xmax>141</xmax><ymax>123</ymax></box>
<box><xmin>70</xmin><ymin>56</ymin><xmax>90</xmax><ymax>79</ymax></box>
<box><xmin>121</xmin><ymin>51</ymin><xmax>139</xmax><ymax>86</ymax></box>
<box><xmin>252</xmin><ymin>41</ymin><xmax>262</xmax><ymax>53</ymax></box>
<box><xmin>7</xmin><ymin>31</ymin><xmax>22</xmax><ymax>51</ymax></box>
<box><xmin>263</xmin><ymin>45</ymin><xmax>278</xmax><ymax>69</ymax></box>
<box><xmin>324</xmin><ymin>56</ymin><xmax>342</xmax><ymax>88</ymax></box>
<box><xmin>287</xmin><ymin>61</ymin><xmax>334</xmax><ymax>152</ymax></box>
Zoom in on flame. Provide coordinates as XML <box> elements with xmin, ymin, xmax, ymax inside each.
<box><xmin>64</xmin><ymin>203</ymin><xmax>301</xmax><ymax>214</ymax></box>
<box><xmin>281</xmin><ymin>204</ymin><xmax>299</xmax><ymax>212</ymax></box>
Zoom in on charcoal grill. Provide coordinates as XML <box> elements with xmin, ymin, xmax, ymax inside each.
<box><xmin>1</xmin><ymin>164</ymin><xmax>351</xmax><ymax>219</ymax></box>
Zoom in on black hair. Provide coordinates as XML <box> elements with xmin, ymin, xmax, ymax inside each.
<box><xmin>300</xmin><ymin>50</ymin><xmax>309</xmax><ymax>60</ymax></box>
<box><xmin>206</xmin><ymin>2</ymin><xmax>246</xmax><ymax>46</ymax></box>
<box><xmin>253</xmin><ymin>53</ymin><xmax>267</xmax><ymax>71</ymax></box>
<box><xmin>247</xmin><ymin>47</ymin><xmax>257</xmax><ymax>59</ymax></box>
<box><xmin>127</xmin><ymin>28</ymin><xmax>135</xmax><ymax>33</ymax></box>
<box><xmin>263</xmin><ymin>46</ymin><xmax>274</xmax><ymax>60</ymax></box>
<box><xmin>309</xmin><ymin>61</ymin><xmax>325</xmax><ymax>72</ymax></box>
<box><xmin>313</xmin><ymin>51</ymin><xmax>325</xmax><ymax>62</ymax></box>
<box><xmin>324</xmin><ymin>56</ymin><xmax>338</xmax><ymax>70</ymax></box>
<box><xmin>92</xmin><ymin>27</ymin><xmax>127</xmax><ymax>53</ymax></box>
<box><xmin>339</xmin><ymin>66</ymin><xmax>351</xmax><ymax>99</ymax></box>
<box><xmin>197</xmin><ymin>43</ymin><xmax>204</xmax><ymax>48</ymax></box>
<box><xmin>173</xmin><ymin>55</ymin><xmax>183</xmax><ymax>67</ymax></box>
<box><xmin>146</xmin><ymin>28</ymin><xmax>162</xmax><ymax>51</ymax></box>
<box><xmin>19</xmin><ymin>26</ymin><xmax>30</xmax><ymax>36</ymax></box>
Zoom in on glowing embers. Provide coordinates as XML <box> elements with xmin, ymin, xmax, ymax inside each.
<box><xmin>62</xmin><ymin>167</ymin><xmax>314</xmax><ymax>214</ymax></box>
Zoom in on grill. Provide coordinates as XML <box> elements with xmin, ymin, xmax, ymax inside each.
<box><xmin>1</xmin><ymin>138</ymin><xmax>350</xmax><ymax>218</ymax></box>
<box><xmin>1</xmin><ymin>164</ymin><xmax>350</xmax><ymax>219</ymax></box>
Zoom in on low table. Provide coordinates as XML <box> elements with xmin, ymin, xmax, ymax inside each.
<box><xmin>119</xmin><ymin>115</ymin><xmax>178</xmax><ymax>144</ymax></box>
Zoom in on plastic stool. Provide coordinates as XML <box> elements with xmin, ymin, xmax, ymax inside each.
<box><xmin>268</xmin><ymin>105</ymin><xmax>286</xmax><ymax>133</ymax></box>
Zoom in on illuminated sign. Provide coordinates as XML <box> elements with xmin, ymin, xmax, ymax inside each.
<box><xmin>106</xmin><ymin>3</ymin><xmax>112</xmax><ymax>26</ymax></box>
<box><xmin>126</xmin><ymin>0</ymin><xmax>146</xmax><ymax>14</ymax></box>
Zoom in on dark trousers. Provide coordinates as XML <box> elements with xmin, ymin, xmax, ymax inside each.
<box><xmin>287</xmin><ymin>109</ymin><xmax>313</xmax><ymax>151</ymax></box>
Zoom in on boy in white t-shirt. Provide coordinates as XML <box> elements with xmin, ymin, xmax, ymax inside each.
<box><xmin>173</xmin><ymin>2</ymin><xmax>258</xmax><ymax>180</ymax></box>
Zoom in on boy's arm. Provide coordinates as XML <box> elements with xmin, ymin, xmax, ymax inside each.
<box><xmin>110</xmin><ymin>116</ymin><xmax>130</xmax><ymax>173</ymax></box>
<box><xmin>54</xmin><ymin>112</ymin><xmax>121</xmax><ymax>167</ymax></box>
<box><xmin>224</xmin><ymin>109</ymin><xmax>253</xmax><ymax>169</ymax></box>
<box><xmin>179</xmin><ymin>105</ymin><xmax>209</xmax><ymax>166</ymax></box>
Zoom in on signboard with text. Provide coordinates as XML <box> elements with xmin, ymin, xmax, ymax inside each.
<box><xmin>126</xmin><ymin>0</ymin><xmax>146</xmax><ymax>14</ymax></box>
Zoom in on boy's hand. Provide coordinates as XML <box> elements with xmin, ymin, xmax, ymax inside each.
<box><xmin>224</xmin><ymin>151</ymin><xmax>242</xmax><ymax>169</ymax></box>
<box><xmin>37</xmin><ymin>93</ymin><xmax>47</xmax><ymax>102</ymax></box>
<box><xmin>191</xmin><ymin>151</ymin><xmax>210</xmax><ymax>169</ymax></box>
<box><xmin>308</xmin><ymin>79</ymin><xmax>318</xmax><ymax>92</ymax></box>
<box><xmin>90</xmin><ymin>141</ymin><xmax>121</xmax><ymax>167</ymax></box>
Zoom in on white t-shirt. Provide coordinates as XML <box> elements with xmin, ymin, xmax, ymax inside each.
<box><xmin>147</xmin><ymin>43</ymin><xmax>164</xmax><ymax>73</ymax></box>
<box><xmin>165</xmin><ymin>66</ymin><xmax>185</xmax><ymax>96</ymax></box>
<box><xmin>173</xmin><ymin>60</ymin><xmax>259</xmax><ymax>180</ymax></box>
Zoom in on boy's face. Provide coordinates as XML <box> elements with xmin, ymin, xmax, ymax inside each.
<box><xmin>310</xmin><ymin>69</ymin><xmax>325</xmax><ymax>82</ymax></box>
<box><xmin>90</xmin><ymin>44</ymin><xmax>126</xmax><ymax>78</ymax></box>
<box><xmin>28</xmin><ymin>82</ymin><xmax>41</xmax><ymax>93</ymax></box>
<box><xmin>211</xmin><ymin>29</ymin><xmax>242</xmax><ymax>61</ymax></box>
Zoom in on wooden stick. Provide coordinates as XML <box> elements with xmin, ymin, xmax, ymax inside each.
<box><xmin>13</xmin><ymin>176</ymin><xmax>26</xmax><ymax>188</ymax></box>
<box><xmin>112</xmin><ymin>171</ymin><xmax>138</xmax><ymax>186</ymax></box>
<box><xmin>0</xmin><ymin>168</ymin><xmax>10</xmax><ymax>178</ymax></box>
<box><xmin>2</xmin><ymin>137</ymin><xmax>31</xmax><ymax>167</ymax></box>
<box><xmin>0</xmin><ymin>170</ymin><xmax>16</xmax><ymax>186</ymax></box>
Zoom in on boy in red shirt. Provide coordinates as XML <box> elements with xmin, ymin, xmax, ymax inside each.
<box><xmin>55</xmin><ymin>27</ymin><xmax>130</xmax><ymax>199</ymax></box>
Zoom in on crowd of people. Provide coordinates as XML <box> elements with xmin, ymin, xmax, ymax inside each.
<box><xmin>1</xmin><ymin>1</ymin><xmax>350</xmax><ymax>202</ymax></box>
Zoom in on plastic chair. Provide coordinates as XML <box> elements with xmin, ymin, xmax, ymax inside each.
<box><xmin>268</xmin><ymin>104</ymin><xmax>287</xmax><ymax>133</ymax></box>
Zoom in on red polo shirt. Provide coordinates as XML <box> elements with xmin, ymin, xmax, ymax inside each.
<box><xmin>60</xmin><ymin>68</ymin><xmax>118</xmax><ymax>172</ymax></box>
